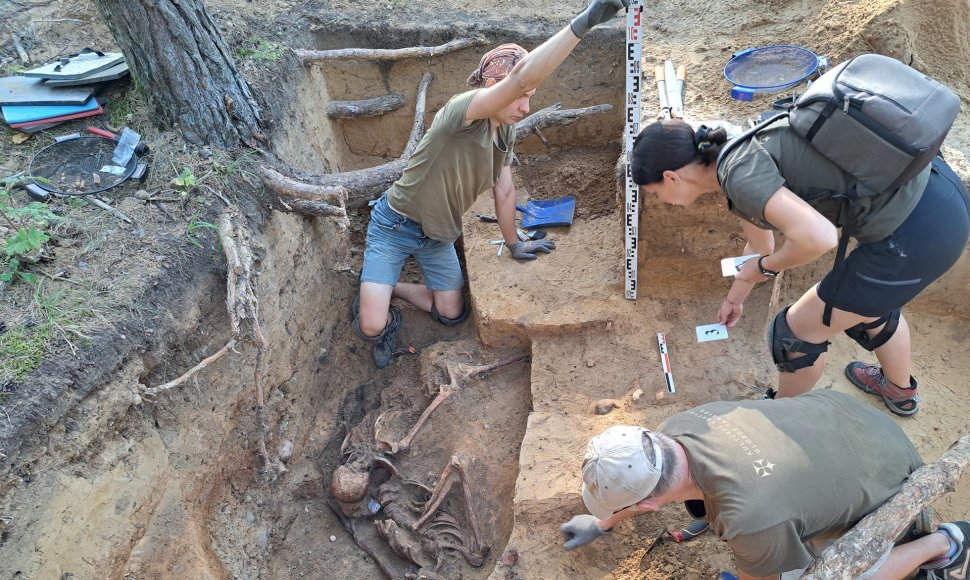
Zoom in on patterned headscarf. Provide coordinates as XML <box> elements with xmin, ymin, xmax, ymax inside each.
<box><xmin>466</xmin><ymin>43</ymin><xmax>528</xmax><ymax>87</ymax></box>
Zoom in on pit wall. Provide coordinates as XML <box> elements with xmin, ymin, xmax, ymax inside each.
<box><xmin>274</xmin><ymin>25</ymin><xmax>626</xmax><ymax>173</ymax></box>
<box><xmin>0</xmin><ymin>211</ymin><xmax>356</xmax><ymax>579</ymax></box>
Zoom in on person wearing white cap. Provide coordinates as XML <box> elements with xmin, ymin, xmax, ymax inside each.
<box><xmin>561</xmin><ymin>391</ymin><xmax>970</xmax><ymax>580</ymax></box>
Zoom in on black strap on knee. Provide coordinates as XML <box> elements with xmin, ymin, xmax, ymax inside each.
<box><xmin>844</xmin><ymin>309</ymin><xmax>901</xmax><ymax>351</ymax></box>
<box><xmin>430</xmin><ymin>302</ymin><xmax>469</xmax><ymax>326</ymax></box>
<box><xmin>769</xmin><ymin>305</ymin><xmax>831</xmax><ymax>373</ymax></box>
<box><xmin>352</xmin><ymin>306</ymin><xmax>401</xmax><ymax>343</ymax></box>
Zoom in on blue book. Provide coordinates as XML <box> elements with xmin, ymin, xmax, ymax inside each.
<box><xmin>1</xmin><ymin>96</ymin><xmax>100</xmax><ymax>124</ymax></box>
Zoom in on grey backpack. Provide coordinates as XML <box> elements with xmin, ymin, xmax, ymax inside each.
<box><xmin>720</xmin><ymin>53</ymin><xmax>961</xmax><ymax>197</ymax></box>
<box><xmin>718</xmin><ymin>54</ymin><xmax>960</xmax><ymax>326</ymax></box>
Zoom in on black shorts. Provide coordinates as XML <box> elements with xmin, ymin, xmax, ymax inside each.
<box><xmin>817</xmin><ymin>157</ymin><xmax>970</xmax><ymax>317</ymax></box>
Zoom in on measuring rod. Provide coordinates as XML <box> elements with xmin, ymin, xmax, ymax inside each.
<box><xmin>624</xmin><ymin>0</ymin><xmax>643</xmax><ymax>299</ymax></box>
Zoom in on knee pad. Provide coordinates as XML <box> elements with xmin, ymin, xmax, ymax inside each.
<box><xmin>844</xmin><ymin>309</ymin><xmax>900</xmax><ymax>351</ymax></box>
<box><xmin>769</xmin><ymin>305</ymin><xmax>831</xmax><ymax>373</ymax></box>
<box><xmin>431</xmin><ymin>302</ymin><xmax>468</xmax><ymax>326</ymax></box>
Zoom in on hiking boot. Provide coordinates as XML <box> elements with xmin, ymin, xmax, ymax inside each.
<box><xmin>371</xmin><ymin>306</ymin><xmax>401</xmax><ymax>369</ymax></box>
<box><xmin>924</xmin><ymin>521</ymin><xmax>970</xmax><ymax>579</ymax></box>
<box><xmin>352</xmin><ymin>304</ymin><xmax>402</xmax><ymax>369</ymax></box>
<box><xmin>845</xmin><ymin>362</ymin><xmax>920</xmax><ymax>417</ymax></box>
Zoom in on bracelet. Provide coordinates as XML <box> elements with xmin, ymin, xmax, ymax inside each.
<box><xmin>725</xmin><ymin>297</ymin><xmax>741</xmax><ymax>306</ymax></box>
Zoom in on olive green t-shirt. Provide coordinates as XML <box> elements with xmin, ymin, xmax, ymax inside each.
<box><xmin>386</xmin><ymin>90</ymin><xmax>515</xmax><ymax>242</ymax></box>
<box><xmin>659</xmin><ymin>391</ymin><xmax>923</xmax><ymax>577</ymax></box>
<box><xmin>716</xmin><ymin>120</ymin><xmax>930</xmax><ymax>243</ymax></box>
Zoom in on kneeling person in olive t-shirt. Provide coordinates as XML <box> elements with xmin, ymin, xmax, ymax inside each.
<box><xmin>351</xmin><ymin>0</ymin><xmax>629</xmax><ymax>369</ymax></box>
<box><xmin>561</xmin><ymin>391</ymin><xmax>970</xmax><ymax>580</ymax></box>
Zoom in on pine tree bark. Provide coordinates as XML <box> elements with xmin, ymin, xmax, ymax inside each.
<box><xmin>91</xmin><ymin>0</ymin><xmax>263</xmax><ymax>148</ymax></box>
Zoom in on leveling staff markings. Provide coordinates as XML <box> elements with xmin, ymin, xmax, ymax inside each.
<box><xmin>624</xmin><ymin>0</ymin><xmax>643</xmax><ymax>300</ymax></box>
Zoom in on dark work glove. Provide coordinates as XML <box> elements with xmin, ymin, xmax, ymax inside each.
<box><xmin>570</xmin><ymin>0</ymin><xmax>630</xmax><ymax>39</ymax></box>
<box><xmin>509</xmin><ymin>239</ymin><xmax>556</xmax><ymax>260</ymax></box>
<box><xmin>561</xmin><ymin>514</ymin><xmax>610</xmax><ymax>550</ymax></box>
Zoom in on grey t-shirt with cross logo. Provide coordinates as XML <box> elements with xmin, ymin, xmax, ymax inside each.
<box><xmin>659</xmin><ymin>390</ymin><xmax>923</xmax><ymax>576</ymax></box>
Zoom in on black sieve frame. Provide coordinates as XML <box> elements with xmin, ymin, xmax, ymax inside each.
<box><xmin>27</xmin><ymin>135</ymin><xmax>140</xmax><ymax>196</ymax></box>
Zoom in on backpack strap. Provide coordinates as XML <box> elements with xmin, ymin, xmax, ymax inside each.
<box><xmin>715</xmin><ymin>112</ymin><xmax>790</xmax><ymax>174</ymax></box>
<box><xmin>823</xmin><ymin>227</ymin><xmax>853</xmax><ymax>327</ymax></box>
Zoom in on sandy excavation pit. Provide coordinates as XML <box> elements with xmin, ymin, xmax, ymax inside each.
<box><xmin>2</xmin><ymin>1</ymin><xmax>970</xmax><ymax>579</ymax></box>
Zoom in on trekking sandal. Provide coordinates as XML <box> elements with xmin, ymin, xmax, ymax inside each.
<box><xmin>924</xmin><ymin>521</ymin><xmax>970</xmax><ymax>579</ymax></box>
<box><xmin>845</xmin><ymin>362</ymin><xmax>920</xmax><ymax>417</ymax></box>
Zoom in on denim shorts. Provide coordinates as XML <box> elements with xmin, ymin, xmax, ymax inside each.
<box><xmin>818</xmin><ymin>157</ymin><xmax>970</xmax><ymax>316</ymax></box>
<box><xmin>360</xmin><ymin>194</ymin><xmax>464</xmax><ymax>291</ymax></box>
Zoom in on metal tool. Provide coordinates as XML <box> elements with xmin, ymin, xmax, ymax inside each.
<box><xmin>656</xmin><ymin>60</ymin><xmax>687</xmax><ymax>120</ymax></box>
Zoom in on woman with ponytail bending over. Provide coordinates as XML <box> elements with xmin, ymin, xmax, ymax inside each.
<box><xmin>630</xmin><ymin>119</ymin><xmax>969</xmax><ymax>415</ymax></box>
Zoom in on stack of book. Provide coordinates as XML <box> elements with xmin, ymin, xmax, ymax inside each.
<box><xmin>1</xmin><ymin>49</ymin><xmax>129</xmax><ymax>133</ymax></box>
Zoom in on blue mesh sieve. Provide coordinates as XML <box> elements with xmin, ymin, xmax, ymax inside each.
<box><xmin>723</xmin><ymin>46</ymin><xmax>820</xmax><ymax>93</ymax></box>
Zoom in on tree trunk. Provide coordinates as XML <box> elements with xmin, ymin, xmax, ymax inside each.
<box><xmin>91</xmin><ymin>0</ymin><xmax>263</xmax><ymax>148</ymax></box>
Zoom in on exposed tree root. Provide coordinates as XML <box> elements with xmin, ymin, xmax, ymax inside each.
<box><xmin>143</xmin><ymin>339</ymin><xmax>239</xmax><ymax>396</ymax></box>
<box><xmin>296</xmin><ymin>37</ymin><xmax>487</xmax><ymax>63</ymax></box>
<box><xmin>327</xmin><ymin>93</ymin><xmax>405</xmax><ymax>119</ymax></box>
<box><xmin>142</xmin><ymin>210</ymin><xmax>278</xmax><ymax>475</ymax></box>
<box><xmin>260</xmin><ymin>93</ymin><xmax>610</xmax><ymax>213</ymax></box>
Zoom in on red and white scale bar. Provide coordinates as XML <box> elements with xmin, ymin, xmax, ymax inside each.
<box><xmin>657</xmin><ymin>332</ymin><xmax>675</xmax><ymax>393</ymax></box>
<box><xmin>623</xmin><ymin>0</ymin><xmax>643</xmax><ymax>300</ymax></box>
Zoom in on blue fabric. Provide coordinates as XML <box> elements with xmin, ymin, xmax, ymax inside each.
<box><xmin>360</xmin><ymin>194</ymin><xmax>464</xmax><ymax>291</ymax></box>
<box><xmin>818</xmin><ymin>157</ymin><xmax>970</xmax><ymax>316</ymax></box>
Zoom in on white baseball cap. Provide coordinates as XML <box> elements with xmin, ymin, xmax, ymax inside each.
<box><xmin>581</xmin><ymin>425</ymin><xmax>663</xmax><ymax>521</ymax></box>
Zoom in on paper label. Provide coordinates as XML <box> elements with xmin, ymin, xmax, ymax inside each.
<box><xmin>720</xmin><ymin>254</ymin><xmax>760</xmax><ymax>277</ymax></box>
<box><xmin>696</xmin><ymin>323</ymin><xmax>729</xmax><ymax>342</ymax></box>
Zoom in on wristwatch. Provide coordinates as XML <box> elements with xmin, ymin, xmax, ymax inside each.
<box><xmin>758</xmin><ymin>255</ymin><xmax>780</xmax><ymax>277</ymax></box>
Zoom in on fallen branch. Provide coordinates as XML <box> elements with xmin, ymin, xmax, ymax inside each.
<box><xmin>296</xmin><ymin>37</ymin><xmax>487</xmax><ymax>64</ymax></box>
<box><xmin>11</xmin><ymin>34</ymin><xmax>29</xmax><ymax>65</ymax></box>
<box><xmin>802</xmin><ymin>433</ymin><xmax>970</xmax><ymax>578</ymax></box>
<box><xmin>143</xmin><ymin>339</ymin><xmax>238</xmax><ymax>396</ymax></box>
<box><xmin>327</xmin><ymin>93</ymin><xmax>405</xmax><ymax>119</ymax></box>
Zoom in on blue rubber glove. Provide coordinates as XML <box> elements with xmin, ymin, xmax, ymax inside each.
<box><xmin>561</xmin><ymin>514</ymin><xmax>610</xmax><ymax>550</ymax></box>
<box><xmin>570</xmin><ymin>0</ymin><xmax>631</xmax><ymax>39</ymax></box>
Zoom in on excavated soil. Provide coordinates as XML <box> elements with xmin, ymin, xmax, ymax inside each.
<box><xmin>1</xmin><ymin>1</ymin><xmax>970</xmax><ymax>579</ymax></box>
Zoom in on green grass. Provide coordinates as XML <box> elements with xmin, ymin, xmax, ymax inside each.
<box><xmin>0</xmin><ymin>282</ymin><xmax>97</xmax><ymax>387</ymax></box>
<box><xmin>238</xmin><ymin>37</ymin><xmax>285</xmax><ymax>62</ymax></box>
<box><xmin>0</xmin><ymin>323</ymin><xmax>50</xmax><ymax>383</ymax></box>
<box><xmin>186</xmin><ymin>216</ymin><xmax>224</xmax><ymax>249</ymax></box>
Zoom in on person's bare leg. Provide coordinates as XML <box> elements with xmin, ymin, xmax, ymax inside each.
<box><xmin>869</xmin><ymin>314</ymin><xmax>913</xmax><ymax>388</ymax></box>
<box><xmin>777</xmin><ymin>286</ymin><xmax>877</xmax><ymax>398</ymax></box>
<box><xmin>431</xmin><ymin>289</ymin><xmax>464</xmax><ymax>319</ymax></box>
<box><xmin>388</xmin><ymin>284</ymin><xmax>464</xmax><ymax>320</ymax></box>
<box><xmin>358</xmin><ymin>282</ymin><xmax>394</xmax><ymax>337</ymax></box>
<box><xmin>868</xmin><ymin>532</ymin><xmax>950</xmax><ymax>580</ymax></box>
<box><xmin>391</xmin><ymin>282</ymin><xmax>434</xmax><ymax>312</ymax></box>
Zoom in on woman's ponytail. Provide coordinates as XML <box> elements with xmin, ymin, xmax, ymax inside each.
<box><xmin>631</xmin><ymin>120</ymin><xmax>729</xmax><ymax>185</ymax></box>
